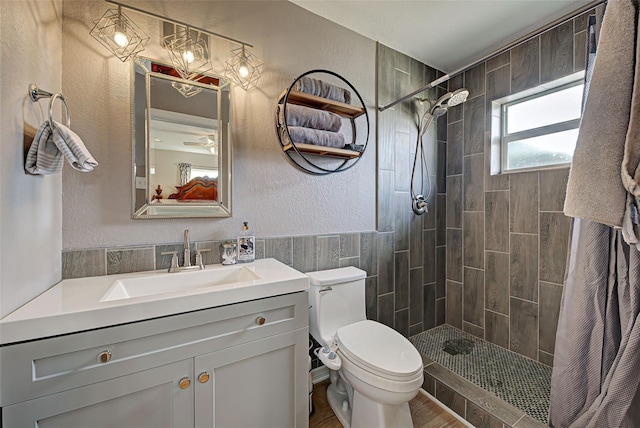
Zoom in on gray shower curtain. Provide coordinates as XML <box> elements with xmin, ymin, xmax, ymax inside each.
<box><xmin>550</xmin><ymin>1</ymin><xmax>640</xmax><ymax>426</ymax></box>
<box><xmin>549</xmin><ymin>220</ymin><xmax>640</xmax><ymax>427</ymax></box>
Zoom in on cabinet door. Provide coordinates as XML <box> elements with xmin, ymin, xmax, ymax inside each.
<box><xmin>195</xmin><ymin>328</ymin><xmax>309</xmax><ymax>428</ymax></box>
<box><xmin>3</xmin><ymin>359</ymin><xmax>194</xmax><ymax>428</ymax></box>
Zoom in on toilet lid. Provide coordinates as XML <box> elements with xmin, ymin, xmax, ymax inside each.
<box><xmin>336</xmin><ymin>320</ymin><xmax>423</xmax><ymax>379</ymax></box>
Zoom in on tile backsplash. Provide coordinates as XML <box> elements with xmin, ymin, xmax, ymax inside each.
<box><xmin>63</xmin><ymin>233</ymin><xmax>369</xmax><ymax>279</ymax></box>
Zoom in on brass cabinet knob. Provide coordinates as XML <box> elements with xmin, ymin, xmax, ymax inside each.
<box><xmin>198</xmin><ymin>372</ymin><xmax>210</xmax><ymax>383</ymax></box>
<box><xmin>256</xmin><ymin>316</ymin><xmax>266</xmax><ymax>326</ymax></box>
<box><xmin>179</xmin><ymin>377</ymin><xmax>191</xmax><ymax>389</ymax></box>
<box><xmin>97</xmin><ymin>350</ymin><xmax>112</xmax><ymax>364</ymax></box>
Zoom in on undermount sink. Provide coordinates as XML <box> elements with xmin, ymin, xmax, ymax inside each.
<box><xmin>100</xmin><ymin>265</ymin><xmax>261</xmax><ymax>302</ymax></box>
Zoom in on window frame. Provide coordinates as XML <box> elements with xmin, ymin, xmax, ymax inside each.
<box><xmin>499</xmin><ymin>78</ymin><xmax>583</xmax><ymax>173</ymax></box>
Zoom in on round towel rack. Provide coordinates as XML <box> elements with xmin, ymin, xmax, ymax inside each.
<box><xmin>29</xmin><ymin>83</ymin><xmax>71</xmax><ymax>129</ymax></box>
<box><xmin>275</xmin><ymin>70</ymin><xmax>369</xmax><ymax>175</ymax></box>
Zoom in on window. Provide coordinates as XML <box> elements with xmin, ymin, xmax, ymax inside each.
<box><xmin>497</xmin><ymin>76</ymin><xmax>584</xmax><ymax>172</ymax></box>
<box><xmin>190</xmin><ymin>166</ymin><xmax>218</xmax><ymax>180</ymax></box>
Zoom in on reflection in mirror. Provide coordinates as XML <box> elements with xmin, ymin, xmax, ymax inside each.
<box><xmin>132</xmin><ymin>58</ymin><xmax>231</xmax><ymax>218</ymax></box>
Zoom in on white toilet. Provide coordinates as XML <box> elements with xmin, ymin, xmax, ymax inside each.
<box><xmin>307</xmin><ymin>266</ymin><xmax>424</xmax><ymax>428</ymax></box>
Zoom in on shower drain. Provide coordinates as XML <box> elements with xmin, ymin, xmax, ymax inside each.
<box><xmin>442</xmin><ymin>338</ymin><xmax>475</xmax><ymax>355</ymax></box>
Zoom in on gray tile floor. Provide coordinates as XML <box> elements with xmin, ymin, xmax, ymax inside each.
<box><xmin>410</xmin><ymin>325</ymin><xmax>552</xmax><ymax>423</ymax></box>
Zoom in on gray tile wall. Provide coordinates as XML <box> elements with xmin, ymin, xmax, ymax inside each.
<box><xmin>377</xmin><ymin>43</ymin><xmax>447</xmax><ymax>337</ymax></box>
<box><xmin>445</xmin><ymin>13</ymin><xmax>588</xmax><ymax>366</ymax></box>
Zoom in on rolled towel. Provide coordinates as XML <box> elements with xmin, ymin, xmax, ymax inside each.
<box><xmin>51</xmin><ymin>121</ymin><xmax>98</xmax><ymax>172</ymax></box>
<box><xmin>25</xmin><ymin>122</ymin><xmax>63</xmax><ymax>175</ymax></box>
<box><xmin>287</xmin><ymin>126</ymin><xmax>345</xmax><ymax>148</ymax></box>
<box><xmin>278</xmin><ymin>104</ymin><xmax>342</xmax><ymax>132</ymax></box>
<box><xmin>24</xmin><ymin>121</ymin><xmax>98</xmax><ymax>175</ymax></box>
<box><xmin>294</xmin><ymin>76</ymin><xmax>352</xmax><ymax>104</ymax></box>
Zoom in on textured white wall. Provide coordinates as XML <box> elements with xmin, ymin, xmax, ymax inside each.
<box><xmin>0</xmin><ymin>0</ymin><xmax>63</xmax><ymax>317</ymax></box>
<box><xmin>62</xmin><ymin>0</ymin><xmax>377</xmax><ymax>249</ymax></box>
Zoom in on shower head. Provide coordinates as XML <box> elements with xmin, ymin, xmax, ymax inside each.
<box><xmin>429</xmin><ymin>88</ymin><xmax>470</xmax><ymax>116</ymax></box>
<box><xmin>448</xmin><ymin>88</ymin><xmax>470</xmax><ymax>107</ymax></box>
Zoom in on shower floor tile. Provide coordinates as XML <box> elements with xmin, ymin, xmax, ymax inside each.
<box><xmin>410</xmin><ymin>325</ymin><xmax>551</xmax><ymax>424</ymax></box>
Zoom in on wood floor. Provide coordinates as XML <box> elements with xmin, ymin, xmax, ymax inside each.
<box><xmin>309</xmin><ymin>380</ymin><xmax>467</xmax><ymax>428</ymax></box>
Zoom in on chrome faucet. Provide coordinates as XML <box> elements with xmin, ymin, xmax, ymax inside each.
<box><xmin>183</xmin><ymin>229</ymin><xmax>191</xmax><ymax>267</ymax></box>
<box><xmin>160</xmin><ymin>229</ymin><xmax>210</xmax><ymax>273</ymax></box>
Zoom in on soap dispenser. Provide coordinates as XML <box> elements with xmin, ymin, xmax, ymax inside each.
<box><xmin>237</xmin><ymin>222</ymin><xmax>255</xmax><ymax>263</ymax></box>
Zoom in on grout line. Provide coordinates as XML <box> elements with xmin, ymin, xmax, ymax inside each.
<box><xmin>540</xmin><ymin>279</ymin><xmax>564</xmax><ymax>287</ymax></box>
<box><xmin>511</xmin><ymin>295</ymin><xmax>539</xmax><ymax>305</ymax></box>
<box><xmin>486</xmin><ymin>249</ymin><xmax>510</xmax><ymax>255</ymax></box>
<box><xmin>485</xmin><ymin>307</ymin><xmax>508</xmax><ymax>317</ymax></box>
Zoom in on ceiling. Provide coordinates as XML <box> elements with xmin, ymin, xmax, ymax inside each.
<box><xmin>149</xmin><ymin>109</ymin><xmax>218</xmax><ymax>155</ymax></box>
<box><xmin>289</xmin><ymin>0</ymin><xmax>592</xmax><ymax>73</ymax></box>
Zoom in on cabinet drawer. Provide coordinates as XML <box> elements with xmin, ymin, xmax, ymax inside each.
<box><xmin>0</xmin><ymin>291</ymin><xmax>307</xmax><ymax>406</ymax></box>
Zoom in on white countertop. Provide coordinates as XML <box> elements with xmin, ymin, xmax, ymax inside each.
<box><xmin>0</xmin><ymin>258</ymin><xmax>309</xmax><ymax>345</ymax></box>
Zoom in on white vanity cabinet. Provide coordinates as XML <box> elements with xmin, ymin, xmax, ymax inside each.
<box><xmin>2</xmin><ymin>359</ymin><xmax>195</xmax><ymax>428</ymax></box>
<box><xmin>0</xmin><ymin>291</ymin><xmax>309</xmax><ymax>428</ymax></box>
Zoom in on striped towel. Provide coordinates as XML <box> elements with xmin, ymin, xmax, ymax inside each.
<box><xmin>25</xmin><ymin>121</ymin><xmax>98</xmax><ymax>175</ymax></box>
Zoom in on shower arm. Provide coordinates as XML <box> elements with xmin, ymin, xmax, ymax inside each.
<box><xmin>378</xmin><ymin>0</ymin><xmax>605</xmax><ymax>112</ymax></box>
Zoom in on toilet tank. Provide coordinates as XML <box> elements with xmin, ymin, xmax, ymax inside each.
<box><xmin>307</xmin><ymin>266</ymin><xmax>367</xmax><ymax>347</ymax></box>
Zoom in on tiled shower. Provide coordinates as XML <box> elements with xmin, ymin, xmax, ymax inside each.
<box><xmin>374</xmin><ymin>8</ymin><xmax>592</xmax><ymax>427</ymax></box>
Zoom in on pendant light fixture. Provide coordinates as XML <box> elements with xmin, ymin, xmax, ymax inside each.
<box><xmin>90</xmin><ymin>5</ymin><xmax>149</xmax><ymax>62</ymax></box>
<box><xmin>225</xmin><ymin>45</ymin><xmax>264</xmax><ymax>91</ymax></box>
<box><xmin>163</xmin><ymin>26</ymin><xmax>212</xmax><ymax>81</ymax></box>
<box><xmin>91</xmin><ymin>0</ymin><xmax>263</xmax><ymax>91</ymax></box>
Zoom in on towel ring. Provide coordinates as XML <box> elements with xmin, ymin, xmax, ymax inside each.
<box><xmin>28</xmin><ymin>83</ymin><xmax>71</xmax><ymax>129</ymax></box>
<box><xmin>48</xmin><ymin>94</ymin><xmax>70</xmax><ymax>129</ymax></box>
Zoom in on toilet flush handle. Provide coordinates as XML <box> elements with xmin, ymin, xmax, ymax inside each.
<box><xmin>319</xmin><ymin>286</ymin><xmax>333</xmax><ymax>293</ymax></box>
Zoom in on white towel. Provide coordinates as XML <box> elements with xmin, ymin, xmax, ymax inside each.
<box><xmin>25</xmin><ymin>121</ymin><xmax>98</xmax><ymax>175</ymax></box>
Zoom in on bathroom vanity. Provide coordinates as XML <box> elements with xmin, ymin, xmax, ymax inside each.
<box><xmin>0</xmin><ymin>259</ymin><xmax>309</xmax><ymax>428</ymax></box>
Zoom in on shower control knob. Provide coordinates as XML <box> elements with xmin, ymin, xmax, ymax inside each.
<box><xmin>328</xmin><ymin>352</ymin><xmax>337</xmax><ymax>360</ymax></box>
<box><xmin>322</xmin><ymin>346</ymin><xmax>331</xmax><ymax>354</ymax></box>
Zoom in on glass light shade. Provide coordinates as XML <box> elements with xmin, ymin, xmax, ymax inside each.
<box><xmin>113</xmin><ymin>32</ymin><xmax>129</xmax><ymax>48</ymax></box>
<box><xmin>90</xmin><ymin>8</ymin><xmax>149</xmax><ymax>62</ymax></box>
<box><xmin>225</xmin><ymin>46</ymin><xmax>264</xmax><ymax>90</ymax></box>
<box><xmin>171</xmin><ymin>81</ymin><xmax>204</xmax><ymax>98</ymax></box>
<box><xmin>163</xmin><ymin>30</ymin><xmax>211</xmax><ymax>81</ymax></box>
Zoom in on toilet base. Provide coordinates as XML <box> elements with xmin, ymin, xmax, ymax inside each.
<box><xmin>325</xmin><ymin>369</ymin><xmax>415</xmax><ymax>428</ymax></box>
<box><xmin>350</xmin><ymin>389</ymin><xmax>413</xmax><ymax>428</ymax></box>
<box><xmin>327</xmin><ymin>383</ymin><xmax>351</xmax><ymax>428</ymax></box>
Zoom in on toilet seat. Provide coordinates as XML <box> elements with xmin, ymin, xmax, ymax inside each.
<box><xmin>336</xmin><ymin>320</ymin><xmax>423</xmax><ymax>381</ymax></box>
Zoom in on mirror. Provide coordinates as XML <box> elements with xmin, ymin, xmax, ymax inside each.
<box><xmin>132</xmin><ymin>58</ymin><xmax>231</xmax><ymax>218</ymax></box>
